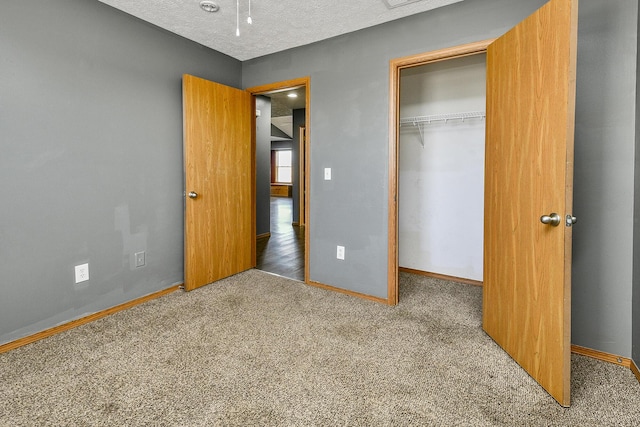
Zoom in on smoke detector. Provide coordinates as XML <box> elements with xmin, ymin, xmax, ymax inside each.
<box><xmin>200</xmin><ymin>1</ymin><xmax>220</xmax><ymax>13</ymax></box>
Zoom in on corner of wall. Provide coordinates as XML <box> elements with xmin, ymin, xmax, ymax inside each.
<box><xmin>632</xmin><ymin>0</ymin><xmax>640</xmax><ymax>367</ymax></box>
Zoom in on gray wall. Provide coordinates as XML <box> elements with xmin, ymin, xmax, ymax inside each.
<box><xmin>0</xmin><ymin>0</ymin><xmax>241</xmax><ymax>345</ymax></box>
<box><xmin>243</xmin><ymin>0</ymin><xmax>640</xmax><ymax>357</ymax></box>
<box><xmin>271</xmin><ymin>141</ymin><xmax>293</xmax><ymax>151</ymax></box>
<box><xmin>243</xmin><ymin>0</ymin><xmax>546</xmax><ymax>298</ymax></box>
<box><xmin>634</xmin><ymin>3</ymin><xmax>640</xmax><ymax>368</ymax></box>
<box><xmin>255</xmin><ymin>96</ymin><xmax>272</xmax><ymax>236</ymax></box>
<box><xmin>572</xmin><ymin>0</ymin><xmax>638</xmax><ymax>358</ymax></box>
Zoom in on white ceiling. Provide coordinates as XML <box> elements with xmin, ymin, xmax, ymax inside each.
<box><xmin>98</xmin><ymin>0</ymin><xmax>463</xmax><ymax>61</ymax></box>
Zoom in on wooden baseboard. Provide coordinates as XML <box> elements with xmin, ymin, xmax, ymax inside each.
<box><xmin>399</xmin><ymin>267</ymin><xmax>483</xmax><ymax>287</ymax></box>
<box><xmin>257</xmin><ymin>232</ymin><xmax>271</xmax><ymax>240</ymax></box>
<box><xmin>571</xmin><ymin>344</ymin><xmax>640</xmax><ymax>384</ymax></box>
<box><xmin>571</xmin><ymin>344</ymin><xmax>632</xmax><ymax>368</ymax></box>
<box><xmin>307</xmin><ymin>280</ymin><xmax>390</xmax><ymax>305</ymax></box>
<box><xmin>631</xmin><ymin>359</ymin><xmax>640</xmax><ymax>383</ymax></box>
<box><xmin>0</xmin><ymin>284</ymin><xmax>181</xmax><ymax>355</ymax></box>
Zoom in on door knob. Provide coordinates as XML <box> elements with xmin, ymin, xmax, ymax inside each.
<box><xmin>188</xmin><ymin>191</ymin><xmax>198</xmax><ymax>199</ymax></box>
<box><xmin>540</xmin><ymin>213</ymin><xmax>561</xmax><ymax>227</ymax></box>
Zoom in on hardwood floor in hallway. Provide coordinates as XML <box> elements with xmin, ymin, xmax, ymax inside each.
<box><xmin>256</xmin><ymin>197</ymin><xmax>305</xmax><ymax>281</ymax></box>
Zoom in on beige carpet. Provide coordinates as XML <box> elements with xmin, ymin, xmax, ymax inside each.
<box><xmin>1</xmin><ymin>269</ymin><xmax>639</xmax><ymax>426</ymax></box>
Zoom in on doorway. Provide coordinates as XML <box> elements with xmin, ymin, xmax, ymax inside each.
<box><xmin>387</xmin><ymin>40</ymin><xmax>492</xmax><ymax>304</ymax></box>
<box><xmin>388</xmin><ymin>0</ymin><xmax>578</xmax><ymax>406</ymax></box>
<box><xmin>398</xmin><ymin>54</ymin><xmax>486</xmax><ymax>286</ymax></box>
<box><xmin>248</xmin><ymin>78</ymin><xmax>310</xmax><ymax>283</ymax></box>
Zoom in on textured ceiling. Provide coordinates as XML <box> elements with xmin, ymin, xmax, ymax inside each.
<box><xmin>97</xmin><ymin>0</ymin><xmax>463</xmax><ymax>61</ymax></box>
<box><xmin>266</xmin><ymin>88</ymin><xmax>306</xmax><ymax>138</ymax></box>
<box><xmin>268</xmin><ymin>89</ymin><xmax>306</xmax><ymax>117</ymax></box>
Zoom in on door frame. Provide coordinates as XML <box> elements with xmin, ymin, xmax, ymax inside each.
<box><xmin>299</xmin><ymin>126</ymin><xmax>307</xmax><ymax>227</ymax></box>
<box><xmin>387</xmin><ymin>40</ymin><xmax>494</xmax><ymax>304</ymax></box>
<box><xmin>247</xmin><ymin>77</ymin><xmax>311</xmax><ymax>284</ymax></box>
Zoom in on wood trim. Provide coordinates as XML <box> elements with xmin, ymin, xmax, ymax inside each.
<box><xmin>257</xmin><ymin>232</ymin><xmax>271</xmax><ymax>239</ymax></box>
<box><xmin>307</xmin><ymin>280</ymin><xmax>389</xmax><ymax>305</ymax></box>
<box><xmin>571</xmin><ymin>345</ymin><xmax>640</xmax><ymax>384</ymax></box>
<box><xmin>571</xmin><ymin>344</ymin><xmax>632</xmax><ymax>368</ymax></box>
<box><xmin>392</xmin><ymin>39</ymin><xmax>495</xmax><ymax>70</ymax></box>
<box><xmin>0</xmin><ymin>285</ymin><xmax>181</xmax><ymax>355</ymax></box>
<box><xmin>387</xmin><ymin>57</ymin><xmax>400</xmax><ymax>306</ymax></box>
<box><xmin>247</xmin><ymin>77</ymin><xmax>311</xmax><ymax>285</ymax></box>
<box><xmin>399</xmin><ymin>267</ymin><xmax>483</xmax><ymax>287</ymax></box>
<box><xmin>246</xmin><ymin>77</ymin><xmax>309</xmax><ymax>95</ymax></box>
<box><xmin>299</xmin><ymin>126</ymin><xmax>306</xmax><ymax>227</ymax></box>
<box><xmin>388</xmin><ymin>40</ymin><xmax>495</xmax><ymax>306</ymax></box>
<box><xmin>270</xmin><ymin>150</ymin><xmax>276</xmax><ymax>183</ymax></box>
<box><xmin>251</xmin><ymin>95</ymin><xmax>257</xmax><ymax>267</ymax></box>
<box><xmin>631</xmin><ymin>360</ymin><xmax>640</xmax><ymax>383</ymax></box>
<box><xmin>303</xmin><ymin>90</ymin><xmax>310</xmax><ymax>284</ymax></box>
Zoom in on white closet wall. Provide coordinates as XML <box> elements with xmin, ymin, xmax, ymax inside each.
<box><xmin>399</xmin><ymin>54</ymin><xmax>486</xmax><ymax>281</ymax></box>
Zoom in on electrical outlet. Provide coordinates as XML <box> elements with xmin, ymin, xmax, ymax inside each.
<box><xmin>336</xmin><ymin>245</ymin><xmax>345</xmax><ymax>260</ymax></box>
<box><xmin>75</xmin><ymin>263</ymin><xmax>89</xmax><ymax>283</ymax></box>
<box><xmin>135</xmin><ymin>251</ymin><xmax>146</xmax><ymax>268</ymax></box>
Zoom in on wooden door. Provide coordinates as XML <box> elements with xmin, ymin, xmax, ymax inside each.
<box><xmin>483</xmin><ymin>0</ymin><xmax>578</xmax><ymax>407</ymax></box>
<box><xmin>183</xmin><ymin>74</ymin><xmax>255</xmax><ymax>291</ymax></box>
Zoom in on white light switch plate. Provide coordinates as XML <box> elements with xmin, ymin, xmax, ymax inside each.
<box><xmin>324</xmin><ymin>168</ymin><xmax>332</xmax><ymax>180</ymax></box>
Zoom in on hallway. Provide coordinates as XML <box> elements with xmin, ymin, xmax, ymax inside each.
<box><xmin>256</xmin><ymin>197</ymin><xmax>305</xmax><ymax>281</ymax></box>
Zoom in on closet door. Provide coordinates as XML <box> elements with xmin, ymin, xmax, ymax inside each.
<box><xmin>483</xmin><ymin>0</ymin><xmax>577</xmax><ymax>407</ymax></box>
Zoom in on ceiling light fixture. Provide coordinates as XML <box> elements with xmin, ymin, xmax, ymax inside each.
<box><xmin>236</xmin><ymin>0</ymin><xmax>240</xmax><ymax>36</ymax></box>
<box><xmin>287</xmin><ymin>93</ymin><xmax>298</xmax><ymax>98</ymax></box>
<box><xmin>200</xmin><ymin>0</ymin><xmax>251</xmax><ymax>37</ymax></box>
<box><xmin>199</xmin><ymin>0</ymin><xmax>219</xmax><ymax>13</ymax></box>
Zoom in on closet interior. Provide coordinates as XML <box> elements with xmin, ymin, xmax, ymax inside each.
<box><xmin>398</xmin><ymin>54</ymin><xmax>487</xmax><ymax>283</ymax></box>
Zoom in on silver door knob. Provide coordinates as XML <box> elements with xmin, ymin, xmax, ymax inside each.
<box><xmin>540</xmin><ymin>213</ymin><xmax>561</xmax><ymax>226</ymax></box>
<box><xmin>188</xmin><ymin>191</ymin><xmax>198</xmax><ymax>199</ymax></box>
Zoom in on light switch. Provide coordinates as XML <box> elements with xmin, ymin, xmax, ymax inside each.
<box><xmin>324</xmin><ymin>168</ymin><xmax>332</xmax><ymax>180</ymax></box>
<box><xmin>135</xmin><ymin>251</ymin><xmax>146</xmax><ymax>268</ymax></box>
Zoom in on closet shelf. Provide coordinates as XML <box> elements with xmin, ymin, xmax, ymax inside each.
<box><xmin>400</xmin><ymin>111</ymin><xmax>486</xmax><ymax>146</ymax></box>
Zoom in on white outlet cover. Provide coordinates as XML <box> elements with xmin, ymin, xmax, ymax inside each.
<box><xmin>75</xmin><ymin>263</ymin><xmax>89</xmax><ymax>283</ymax></box>
<box><xmin>337</xmin><ymin>245</ymin><xmax>345</xmax><ymax>260</ymax></box>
